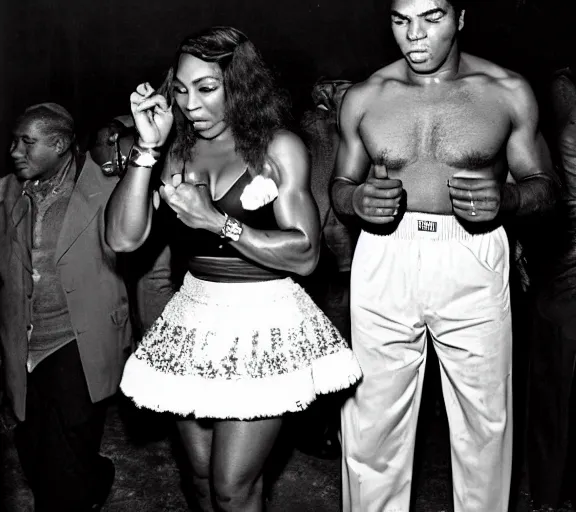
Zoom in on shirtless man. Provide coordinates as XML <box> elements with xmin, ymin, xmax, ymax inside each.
<box><xmin>331</xmin><ymin>1</ymin><xmax>556</xmax><ymax>511</ymax></box>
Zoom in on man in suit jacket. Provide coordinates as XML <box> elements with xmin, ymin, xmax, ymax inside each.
<box><xmin>0</xmin><ymin>103</ymin><xmax>132</xmax><ymax>511</ymax></box>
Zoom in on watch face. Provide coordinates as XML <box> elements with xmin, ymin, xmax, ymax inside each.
<box><xmin>223</xmin><ymin>216</ymin><xmax>243</xmax><ymax>241</ymax></box>
<box><xmin>128</xmin><ymin>146</ymin><xmax>157</xmax><ymax>168</ymax></box>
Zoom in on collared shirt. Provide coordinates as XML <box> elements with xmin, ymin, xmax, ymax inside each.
<box><xmin>25</xmin><ymin>159</ymin><xmax>77</xmax><ymax>372</ymax></box>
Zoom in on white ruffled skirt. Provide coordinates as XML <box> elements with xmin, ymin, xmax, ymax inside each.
<box><xmin>120</xmin><ymin>273</ymin><xmax>362</xmax><ymax>419</ymax></box>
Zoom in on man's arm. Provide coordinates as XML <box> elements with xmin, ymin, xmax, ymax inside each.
<box><xmin>331</xmin><ymin>82</ymin><xmax>404</xmax><ymax>225</ymax></box>
<box><xmin>330</xmin><ymin>84</ymin><xmax>372</xmax><ymax>221</ymax></box>
<box><xmin>503</xmin><ymin>77</ymin><xmax>558</xmax><ymax>216</ymax></box>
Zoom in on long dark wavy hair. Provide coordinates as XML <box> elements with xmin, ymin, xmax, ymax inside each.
<box><xmin>158</xmin><ymin>26</ymin><xmax>291</xmax><ymax>175</ymax></box>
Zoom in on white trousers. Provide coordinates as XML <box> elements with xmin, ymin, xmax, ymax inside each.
<box><xmin>341</xmin><ymin>213</ymin><xmax>513</xmax><ymax>512</ymax></box>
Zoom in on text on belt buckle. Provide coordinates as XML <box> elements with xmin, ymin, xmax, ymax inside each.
<box><xmin>417</xmin><ymin>220</ymin><xmax>437</xmax><ymax>232</ymax></box>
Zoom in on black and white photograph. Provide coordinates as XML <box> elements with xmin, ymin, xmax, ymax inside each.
<box><xmin>0</xmin><ymin>0</ymin><xmax>575</xmax><ymax>511</ymax></box>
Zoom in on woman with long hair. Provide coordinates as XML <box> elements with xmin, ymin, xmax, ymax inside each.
<box><xmin>105</xmin><ymin>26</ymin><xmax>361</xmax><ymax>511</ymax></box>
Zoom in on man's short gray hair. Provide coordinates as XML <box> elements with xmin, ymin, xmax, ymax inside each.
<box><xmin>20</xmin><ymin>103</ymin><xmax>76</xmax><ymax>150</ymax></box>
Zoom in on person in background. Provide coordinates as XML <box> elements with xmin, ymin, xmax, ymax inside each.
<box><xmin>90</xmin><ymin>115</ymin><xmax>180</xmax><ymax>336</ymax></box>
<box><xmin>0</xmin><ymin>103</ymin><xmax>132</xmax><ymax>511</ymax></box>
<box><xmin>527</xmin><ymin>66</ymin><xmax>576</xmax><ymax>511</ymax></box>
<box><xmin>296</xmin><ymin>78</ymin><xmax>355</xmax><ymax>459</ymax></box>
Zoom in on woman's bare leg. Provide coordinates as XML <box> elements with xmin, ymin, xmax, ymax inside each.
<box><xmin>211</xmin><ymin>417</ymin><xmax>283</xmax><ymax>512</ymax></box>
<box><xmin>175</xmin><ymin>418</ymin><xmax>214</xmax><ymax>511</ymax></box>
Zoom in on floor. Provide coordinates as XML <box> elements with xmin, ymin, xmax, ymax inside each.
<box><xmin>0</xmin><ymin>391</ymin><xmax>551</xmax><ymax>512</ymax></box>
<box><xmin>1</xmin><ymin>355</ymin><xmax>573</xmax><ymax>512</ymax></box>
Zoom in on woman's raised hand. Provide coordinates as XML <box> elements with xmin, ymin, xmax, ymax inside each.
<box><xmin>130</xmin><ymin>82</ymin><xmax>174</xmax><ymax>149</ymax></box>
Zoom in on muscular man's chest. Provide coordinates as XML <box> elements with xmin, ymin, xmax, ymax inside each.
<box><xmin>360</xmin><ymin>95</ymin><xmax>510</xmax><ymax>170</ymax></box>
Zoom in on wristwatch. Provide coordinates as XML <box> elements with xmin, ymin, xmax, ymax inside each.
<box><xmin>220</xmin><ymin>214</ymin><xmax>243</xmax><ymax>242</ymax></box>
<box><xmin>127</xmin><ymin>144</ymin><xmax>160</xmax><ymax>168</ymax></box>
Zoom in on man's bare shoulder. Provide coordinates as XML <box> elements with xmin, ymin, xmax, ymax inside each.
<box><xmin>343</xmin><ymin>59</ymin><xmax>406</xmax><ymax>108</ymax></box>
<box><xmin>462</xmin><ymin>53</ymin><xmax>530</xmax><ymax>93</ymax></box>
<box><xmin>462</xmin><ymin>53</ymin><xmax>536</xmax><ymax>112</ymax></box>
<box><xmin>370</xmin><ymin>58</ymin><xmax>408</xmax><ymax>83</ymax></box>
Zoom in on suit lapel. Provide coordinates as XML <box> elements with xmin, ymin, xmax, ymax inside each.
<box><xmin>55</xmin><ymin>154</ymin><xmax>112</xmax><ymax>263</ymax></box>
<box><xmin>2</xmin><ymin>175</ymin><xmax>33</xmax><ymax>273</ymax></box>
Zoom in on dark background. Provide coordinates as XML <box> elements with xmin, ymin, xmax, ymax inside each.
<box><xmin>0</xmin><ymin>0</ymin><xmax>573</xmax><ymax>168</ymax></box>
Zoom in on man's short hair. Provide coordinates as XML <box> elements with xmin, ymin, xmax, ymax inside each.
<box><xmin>91</xmin><ymin>119</ymin><xmax>130</xmax><ymax>151</ymax></box>
<box><xmin>447</xmin><ymin>0</ymin><xmax>466</xmax><ymax>15</ymax></box>
<box><xmin>20</xmin><ymin>103</ymin><xmax>76</xmax><ymax>151</ymax></box>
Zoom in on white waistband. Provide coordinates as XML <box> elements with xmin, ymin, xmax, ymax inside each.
<box><xmin>364</xmin><ymin>212</ymin><xmax>495</xmax><ymax>241</ymax></box>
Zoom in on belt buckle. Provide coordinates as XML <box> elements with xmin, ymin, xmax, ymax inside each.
<box><xmin>417</xmin><ymin>220</ymin><xmax>437</xmax><ymax>233</ymax></box>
